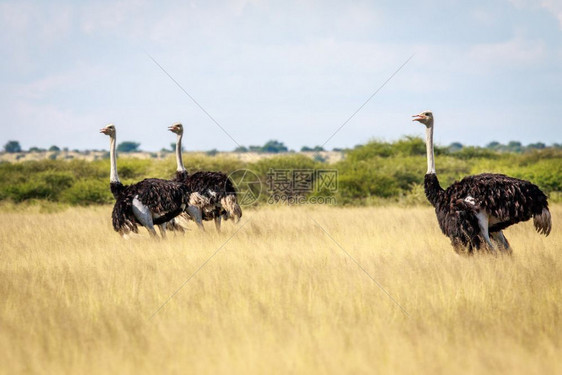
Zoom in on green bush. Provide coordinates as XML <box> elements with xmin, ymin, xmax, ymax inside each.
<box><xmin>399</xmin><ymin>184</ymin><xmax>429</xmax><ymax>206</ymax></box>
<box><xmin>393</xmin><ymin>136</ymin><xmax>426</xmax><ymax>156</ymax></box>
<box><xmin>450</xmin><ymin>146</ymin><xmax>498</xmax><ymax>160</ymax></box>
<box><xmin>0</xmin><ymin>138</ymin><xmax>561</xmax><ymax>206</ymax></box>
<box><xmin>345</xmin><ymin>141</ymin><xmax>394</xmax><ymax>161</ymax></box>
<box><xmin>252</xmin><ymin>154</ymin><xmax>320</xmax><ymax>176</ymax></box>
<box><xmin>336</xmin><ymin>161</ymin><xmax>400</xmax><ymax>201</ymax></box>
<box><xmin>7</xmin><ymin>181</ymin><xmax>54</xmax><ymax>202</ymax></box>
<box><xmin>6</xmin><ymin>171</ymin><xmax>75</xmax><ymax>202</ymax></box>
<box><xmin>61</xmin><ymin>180</ymin><xmax>113</xmax><ymax>205</ymax></box>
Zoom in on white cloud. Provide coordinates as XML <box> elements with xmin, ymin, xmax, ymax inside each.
<box><xmin>15</xmin><ymin>65</ymin><xmax>108</xmax><ymax>100</ymax></box>
<box><xmin>1</xmin><ymin>0</ymin><xmax>560</xmax><ymax>149</ymax></box>
<box><xmin>509</xmin><ymin>0</ymin><xmax>562</xmax><ymax>28</ymax></box>
<box><xmin>0</xmin><ymin>1</ymin><xmax>73</xmax><ymax>45</ymax></box>
<box><xmin>468</xmin><ymin>37</ymin><xmax>547</xmax><ymax>68</ymax></box>
<box><xmin>78</xmin><ymin>0</ymin><xmax>152</xmax><ymax>38</ymax></box>
<box><xmin>3</xmin><ymin>100</ymin><xmax>99</xmax><ymax>149</ymax></box>
<box><xmin>0</xmin><ymin>2</ymin><xmax>34</xmax><ymax>38</ymax></box>
<box><xmin>0</xmin><ymin>1</ymin><xmax>74</xmax><ymax>73</ymax></box>
<box><xmin>541</xmin><ymin>0</ymin><xmax>562</xmax><ymax>28</ymax></box>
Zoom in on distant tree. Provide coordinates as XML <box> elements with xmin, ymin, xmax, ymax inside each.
<box><xmin>29</xmin><ymin>146</ymin><xmax>45</xmax><ymax>152</ymax></box>
<box><xmin>248</xmin><ymin>145</ymin><xmax>262</xmax><ymax>152</ymax></box>
<box><xmin>117</xmin><ymin>141</ymin><xmax>141</xmax><ymax>153</ymax></box>
<box><xmin>234</xmin><ymin>146</ymin><xmax>248</xmax><ymax>153</ymax></box>
<box><xmin>49</xmin><ymin>145</ymin><xmax>60</xmax><ymax>152</ymax></box>
<box><xmin>262</xmin><ymin>140</ymin><xmax>288</xmax><ymax>153</ymax></box>
<box><xmin>206</xmin><ymin>149</ymin><xmax>219</xmax><ymax>156</ymax></box>
<box><xmin>507</xmin><ymin>141</ymin><xmax>522</xmax><ymax>153</ymax></box>
<box><xmin>313</xmin><ymin>154</ymin><xmax>326</xmax><ymax>163</ymax></box>
<box><xmin>486</xmin><ymin>141</ymin><xmax>502</xmax><ymax>149</ymax></box>
<box><xmin>527</xmin><ymin>142</ymin><xmax>546</xmax><ymax>150</ymax></box>
<box><xmin>332</xmin><ymin>147</ymin><xmax>343</xmax><ymax>152</ymax></box>
<box><xmin>448</xmin><ymin>142</ymin><xmax>463</xmax><ymax>152</ymax></box>
<box><xmin>453</xmin><ymin>146</ymin><xmax>497</xmax><ymax>160</ymax></box>
<box><xmin>301</xmin><ymin>145</ymin><xmax>325</xmax><ymax>152</ymax></box>
<box><xmin>169</xmin><ymin>143</ymin><xmax>184</xmax><ymax>152</ymax></box>
<box><xmin>4</xmin><ymin>140</ymin><xmax>22</xmax><ymax>153</ymax></box>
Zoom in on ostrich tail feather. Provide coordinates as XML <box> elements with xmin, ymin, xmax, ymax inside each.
<box><xmin>189</xmin><ymin>192</ymin><xmax>211</xmax><ymax>208</ymax></box>
<box><xmin>533</xmin><ymin>207</ymin><xmax>552</xmax><ymax>236</ymax></box>
<box><xmin>221</xmin><ymin>194</ymin><xmax>242</xmax><ymax>223</ymax></box>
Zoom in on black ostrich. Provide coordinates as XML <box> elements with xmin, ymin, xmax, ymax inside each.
<box><xmin>168</xmin><ymin>123</ymin><xmax>242</xmax><ymax>232</ymax></box>
<box><xmin>100</xmin><ymin>124</ymin><xmax>191</xmax><ymax>238</ymax></box>
<box><xmin>413</xmin><ymin>111</ymin><xmax>551</xmax><ymax>254</ymax></box>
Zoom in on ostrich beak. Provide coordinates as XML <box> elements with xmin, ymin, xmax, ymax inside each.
<box><xmin>412</xmin><ymin>114</ymin><xmax>425</xmax><ymax>122</ymax></box>
<box><xmin>100</xmin><ymin>128</ymin><xmax>106</xmax><ymax>133</ymax></box>
<box><xmin>168</xmin><ymin>126</ymin><xmax>174</xmax><ymax>131</ymax></box>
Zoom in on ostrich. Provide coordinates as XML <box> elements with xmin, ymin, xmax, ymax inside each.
<box><xmin>168</xmin><ymin>122</ymin><xmax>242</xmax><ymax>232</ymax></box>
<box><xmin>412</xmin><ymin>111</ymin><xmax>551</xmax><ymax>254</ymax></box>
<box><xmin>100</xmin><ymin>124</ymin><xmax>191</xmax><ymax>238</ymax></box>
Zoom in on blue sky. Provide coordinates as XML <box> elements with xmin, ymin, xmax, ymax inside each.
<box><xmin>1</xmin><ymin>0</ymin><xmax>561</xmax><ymax>152</ymax></box>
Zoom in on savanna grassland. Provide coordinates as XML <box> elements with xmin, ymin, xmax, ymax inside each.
<box><xmin>1</xmin><ymin>204</ymin><xmax>561</xmax><ymax>374</ymax></box>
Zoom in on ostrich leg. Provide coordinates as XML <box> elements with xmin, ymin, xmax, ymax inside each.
<box><xmin>475</xmin><ymin>211</ymin><xmax>496</xmax><ymax>252</ymax></box>
<box><xmin>491</xmin><ymin>231</ymin><xmax>511</xmax><ymax>253</ymax></box>
<box><xmin>158</xmin><ymin>224</ymin><xmax>168</xmax><ymax>239</ymax></box>
<box><xmin>186</xmin><ymin>205</ymin><xmax>205</xmax><ymax>231</ymax></box>
<box><xmin>214</xmin><ymin>216</ymin><xmax>222</xmax><ymax>232</ymax></box>
<box><xmin>132</xmin><ymin>197</ymin><xmax>158</xmax><ymax>237</ymax></box>
<box><xmin>498</xmin><ymin>231</ymin><xmax>511</xmax><ymax>251</ymax></box>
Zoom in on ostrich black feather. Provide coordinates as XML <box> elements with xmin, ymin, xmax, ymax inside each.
<box><xmin>175</xmin><ymin>171</ymin><xmax>241</xmax><ymax>222</ymax></box>
<box><xmin>111</xmin><ymin>178</ymin><xmax>191</xmax><ymax>235</ymax></box>
<box><xmin>425</xmin><ymin>172</ymin><xmax>550</xmax><ymax>253</ymax></box>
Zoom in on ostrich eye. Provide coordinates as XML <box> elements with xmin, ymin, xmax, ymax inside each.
<box><xmin>425</xmin><ymin>112</ymin><xmax>431</xmax><ymax>116</ymax></box>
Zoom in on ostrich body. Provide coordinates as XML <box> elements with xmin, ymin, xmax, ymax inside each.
<box><xmin>413</xmin><ymin>111</ymin><xmax>551</xmax><ymax>254</ymax></box>
<box><xmin>168</xmin><ymin>123</ymin><xmax>242</xmax><ymax>231</ymax></box>
<box><xmin>100</xmin><ymin>124</ymin><xmax>191</xmax><ymax>238</ymax></box>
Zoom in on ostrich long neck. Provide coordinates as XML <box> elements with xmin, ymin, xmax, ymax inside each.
<box><xmin>425</xmin><ymin>123</ymin><xmax>436</xmax><ymax>175</ymax></box>
<box><xmin>175</xmin><ymin>132</ymin><xmax>185</xmax><ymax>172</ymax></box>
<box><xmin>423</xmin><ymin>120</ymin><xmax>443</xmax><ymax>208</ymax></box>
<box><xmin>109</xmin><ymin>134</ymin><xmax>120</xmax><ymax>183</ymax></box>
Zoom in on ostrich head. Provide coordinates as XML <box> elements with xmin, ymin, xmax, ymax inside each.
<box><xmin>412</xmin><ymin>111</ymin><xmax>434</xmax><ymax>127</ymax></box>
<box><xmin>413</xmin><ymin>110</ymin><xmax>436</xmax><ymax>174</ymax></box>
<box><xmin>100</xmin><ymin>123</ymin><xmax>116</xmax><ymax>137</ymax></box>
<box><xmin>168</xmin><ymin>122</ymin><xmax>183</xmax><ymax>135</ymax></box>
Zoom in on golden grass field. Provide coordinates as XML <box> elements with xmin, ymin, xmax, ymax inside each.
<box><xmin>1</xmin><ymin>204</ymin><xmax>561</xmax><ymax>374</ymax></box>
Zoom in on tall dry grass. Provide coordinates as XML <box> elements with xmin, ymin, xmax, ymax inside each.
<box><xmin>0</xmin><ymin>204</ymin><xmax>560</xmax><ymax>374</ymax></box>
